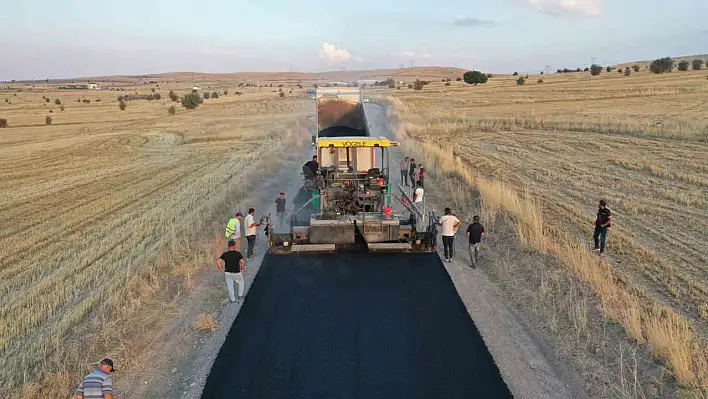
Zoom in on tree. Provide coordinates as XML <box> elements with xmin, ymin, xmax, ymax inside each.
<box><xmin>692</xmin><ymin>59</ymin><xmax>704</xmax><ymax>70</ymax></box>
<box><xmin>624</xmin><ymin>67</ymin><xmax>631</xmax><ymax>76</ymax></box>
<box><xmin>54</xmin><ymin>99</ymin><xmax>61</xmax><ymax>105</ymax></box>
<box><xmin>182</xmin><ymin>92</ymin><xmax>202</xmax><ymax>109</ymax></box>
<box><xmin>583</xmin><ymin>67</ymin><xmax>589</xmax><ymax>72</ymax></box>
<box><xmin>677</xmin><ymin>60</ymin><xmax>689</xmax><ymax>71</ymax></box>
<box><xmin>224</xmin><ymin>89</ymin><xmax>229</xmax><ymax>95</ymax></box>
<box><xmin>537</xmin><ymin>79</ymin><xmax>544</xmax><ymax>83</ymax></box>
<box><xmin>445</xmin><ymin>81</ymin><xmax>451</xmax><ymax>86</ymax></box>
<box><xmin>0</xmin><ymin>118</ymin><xmax>7</xmax><ymax>128</ymax></box>
<box><xmin>413</xmin><ymin>79</ymin><xmax>425</xmax><ymax>90</ymax></box>
<box><xmin>590</xmin><ymin>64</ymin><xmax>603</xmax><ymax>76</ymax></box>
<box><xmin>169</xmin><ymin>90</ymin><xmax>179</xmax><ymax>102</ymax></box>
<box><xmin>606</xmin><ymin>66</ymin><xmax>612</xmax><ymax>72</ymax></box>
<box><xmin>118</xmin><ymin>99</ymin><xmax>126</xmax><ymax>111</ymax></box>
<box><xmin>203</xmin><ymin>92</ymin><xmax>210</xmax><ymax>100</ymax></box>
<box><xmin>211</xmin><ymin>91</ymin><xmax>219</xmax><ymax>98</ymax></box>
<box><xmin>45</xmin><ymin>115</ymin><xmax>52</xmax><ymax>125</ymax></box>
<box><xmin>487</xmin><ymin>73</ymin><xmax>493</xmax><ymax>78</ymax></box>
<box><xmin>632</xmin><ymin>64</ymin><xmax>640</xmax><ymax>72</ymax></box>
<box><xmin>516</xmin><ymin>77</ymin><xmax>526</xmax><ymax>85</ymax></box>
<box><xmin>456</xmin><ymin>77</ymin><xmax>462</xmax><ymax>81</ymax></box>
<box><xmin>512</xmin><ymin>72</ymin><xmax>519</xmax><ymax>76</ymax></box>
<box><xmin>279</xmin><ymin>91</ymin><xmax>285</xmax><ymax>97</ymax></box>
<box><xmin>650</xmin><ymin>57</ymin><xmax>673</xmax><ymax>73</ymax></box>
<box><xmin>45</xmin><ymin>98</ymin><xmax>50</xmax><ymax>103</ymax></box>
<box><xmin>168</xmin><ymin>105</ymin><xmax>176</xmax><ymax>115</ymax></box>
<box><xmin>463</xmin><ymin>70</ymin><xmax>488</xmax><ymax>86</ymax></box>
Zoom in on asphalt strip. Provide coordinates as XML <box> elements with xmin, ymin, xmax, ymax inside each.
<box><xmin>200</xmin><ymin>252</ymin><xmax>512</xmax><ymax>399</ymax></box>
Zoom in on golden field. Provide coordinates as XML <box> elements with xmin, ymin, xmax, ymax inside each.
<box><xmin>381</xmin><ymin>68</ymin><xmax>708</xmax><ymax>396</ymax></box>
<box><xmin>0</xmin><ymin>83</ymin><xmax>311</xmax><ymax>396</ymax></box>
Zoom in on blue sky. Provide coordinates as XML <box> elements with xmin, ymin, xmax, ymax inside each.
<box><xmin>1</xmin><ymin>0</ymin><xmax>706</xmax><ymax>79</ymax></box>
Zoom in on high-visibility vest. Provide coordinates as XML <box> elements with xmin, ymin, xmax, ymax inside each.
<box><xmin>225</xmin><ymin>218</ymin><xmax>240</xmax><ymax>238</ymax></box>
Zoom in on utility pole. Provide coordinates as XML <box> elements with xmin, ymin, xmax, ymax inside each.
<box><xmin>590</xmin><ymin>56</ymin><xmax>596</xmax><ymax>66</ymax></box>
<box><xmin>409</xmin><ymin>60</ymin><xmax>413</xmax><ymax>68</ymax></box>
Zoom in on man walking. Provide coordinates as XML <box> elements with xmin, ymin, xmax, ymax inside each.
<box><xmin>244</xmin><ymin>208</ymin><xmax>263</xmax><ymax>259</ymax></box>
<box><xmin>437</xmin><ymin>207</ymin><xmax>462</xmax><ymax>262</ymax></box>
<box><xmin>399</xmin><ymin>156</ymin><xmax>410</xmax><ymax>186</ymax></box>
<box><xmin>224</xmin><ymin>211</ymin><xmax>243</xmax><ymax>251</ymax></box>
<box><xmin>593</xmin><ymin>200</ymin><xmax>613</xmax><ymax>256</ymax></box>
<box><xmin>409</xmin><ymin>158</ymin><xmax>417</xmax><ymax>190</ymax></box>
<box><xmin>217</xmin><ymin>240</ymin><xmax>246</xmax><ymax>302</ymax></box>
<box><xmin>75</xmin><ymin>358</ymin><xmax>115</xmax><ymax>399</ymax></box>
<box><xmin>466</xmin><ymin>216</ymin><xmax>485</xmax><ymax>268</ymax></box>
<box><xmin>413</xmin><ymin>181</ymin><xmax>424</xmax><ymax>204</ymax></box>
<box><xmin>275</xmin><ymin>192</ymin><xmax>286</xmax><ymax>231</ymax></box>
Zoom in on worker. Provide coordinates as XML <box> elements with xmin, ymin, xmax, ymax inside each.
<box><xmin>413</xmin><ymin>181</ymin><xmax>424</xmax><ymax>204</ymax></box>
<box><xmin>466</xmin><ymin>215</ymin><xmax>485</xmax><ymax>268</ymax></box>
<box><xmin>303</xmin><ymin>155</ymin><xmax>319</xmax><ymax>178</ymax></box>
<box><xmin>409</xmin><ymin>158</ymin><xmax>417</xmax><ymax>190</ymax></box>
<box><xmin>437</xmin><ymin>207</ymin><xmax>462</xmax><ymax>263</ymax></box>
<box><xmin>275</xmin><ymin>192</ymin><xmax>286</xmax><ymax>230</ymax></box>
<box><xmin>216</xmin><ymin>240</ymin><xmax>246</xmax><ymax>302</ymax></box>
<box><xmin>244</xmin><ymin>208</ymin><xmax>263</xmax><ymax>259</ymax></box>
<box><xmin>399</xmin><ymin>156</ymin><xmax>410</xmax><ymax>186</ymax></box>
<box><xmin>593</xmin><ymin>199</ymin><xmax>613</xmax><ymax>256</ymax></box>
<box><xmin>224</xmin><ymin>212</ymin><xmax>243</xmax><ymax>251</ymax></box>
<box><xmin>417</xmin><ymin>166</ymin><xmax>426</xmax><ymax>187</ymax></box>
<box><xmin>75</xmin><ymin>358</ymin><xmax>114</xmax><ymax>399</ymax></box>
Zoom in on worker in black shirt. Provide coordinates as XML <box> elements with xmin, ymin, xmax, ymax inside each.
<box><xmin>593</xmin><ymin>200</ymin><xmax>613</xmax><ymax>256</ymax></box>
<box><xmin>275</xmin><ymin>192</ymin><xmax>286</xmax><ymax>231</ymax></box>
<box><xmin>466</xmin><ymin>215</ymin><xmax>485</xmax><ymax>268</ymax></box>
<box><xmin>216</xmin><ymin>240</ymin><xmax>246</xmax><ymax>302</ymax></box>
<box><xmin>303</xmin><ymin>155</ymin><xmax>319</xmax><ymax>178</ymax></box>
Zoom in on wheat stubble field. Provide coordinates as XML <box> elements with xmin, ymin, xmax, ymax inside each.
<box><xmin>0</xmin><ymin>82</ymin><xmax>311</xmax><ymax>396</ymax></box>
<box><xmin>385</xmin><ymin>69</ymin><xmax>708</xmax><ymax>396</ymax></box>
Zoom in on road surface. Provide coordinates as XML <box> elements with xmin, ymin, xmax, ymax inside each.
<box><xmin>200</xmin><ymin>253</ymin><xmax>511</xmax><ymax>398</ymax></box>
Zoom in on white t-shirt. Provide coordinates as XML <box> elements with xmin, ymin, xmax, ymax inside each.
<box><xmin>413</xmin><ymin>187</ymin><xmax>424</xmax><ymax>203</ymax></box>
<box><xmin>439</xmin><ymin>215</ymin><xmax>460</xmax><ymax>236</ymax></box>
<box><xmin>245</xmin><ymin>214</ymin><xmax>257</xmax><ymax>236</ymax></box>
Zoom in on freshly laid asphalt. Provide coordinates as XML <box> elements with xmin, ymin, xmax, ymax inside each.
<box><xmin>201</xmin><ymin>253</ymin><xmax>512</xmax><ymax>399</ymax></box>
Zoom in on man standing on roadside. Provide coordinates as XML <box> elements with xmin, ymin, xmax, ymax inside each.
<box><xmin>466</xmin><ymin>215</ymin><xmax>485</xmax><ymax>268</ymax></box>
<box><xmin>224</xmin><ymin>211</ymin><xmax>243</xmax><ymax>251</ymax></box>
<box><xmin>400</xmin><ymin>156</ymin><xmax>410</xmax><ymax>186</ymax></box>
<box><xmin>75</xmin><ymin>358</ymin><xmax>115</xmax><ymax>399</ymax></box>
<box><xmin>216</xmin><ymin>240</ymin><xmax>246</xmax><ymax>302</ymax></box>
<box><xmin>409</xmin><ymin>158</ymin><xmax>417</xmax><ymax>190</ymax></box>
<box><xmin>593</xmin><ymin>199</ymin><xmax>613</xmax><ymax>256</ymax></box>
<box><xmin>244</xmin><ymin>208</ymin><xmax>263</xmax><ymax>259</ymax></box>
<box><xmin>437</xmin><ymin>207</ymin><xmax>462</xmax><ymax>262</ymax></box>
<box><xmin>275</xmin><ymin>192</ymin><xmax>287</xmax><ymax>231</ymax></box>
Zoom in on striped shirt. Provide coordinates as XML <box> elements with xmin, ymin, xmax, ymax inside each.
<box><xmin>75</xmin><ymin>369</ymin><xmax>113</xmax><ymax>398</ymax></box>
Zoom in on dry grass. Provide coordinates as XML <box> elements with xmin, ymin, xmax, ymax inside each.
<box><xmin>378</xmin><ymin>68</ymin><xmax>708</xmax><ymax>395</ymax></box>
<box><xmin>0</xmin><ymin>83</ymin><xmax>311</xmax><ymax>396</ymax></box>
<box><xmin>195</xmin><ymin>314</ymin><xmax>217</xmax><ymax>332</ymax></box>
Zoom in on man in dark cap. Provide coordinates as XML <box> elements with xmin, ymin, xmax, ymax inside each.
<box><xmin>217</xmin><ymin>240</ymin><xmax>246</xmax><ymax>302</ymax></box>
<box><xmin>75</xmin><ymin>358</ymin><xmax>114</xmax><ymax>399</ymax></box>
<box><xmin>593</xmin><ymin>199</ymin><xmax>613</xmax><ymax>256</ymax></box>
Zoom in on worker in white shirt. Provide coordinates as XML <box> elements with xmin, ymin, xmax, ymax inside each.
<box><xmin>244</xmin><ymin>208</ymin><xmax>263</xmax><ymax>259</ymax></box>
<box><xmin>437</xmin><ymin>207</ymin><xmax>462</xmax><ymax>262</ymax></box>
<box><xmin>413</xmin><ymin>181</ymin><xmax>424</xmax><ymax>204</ymax></box>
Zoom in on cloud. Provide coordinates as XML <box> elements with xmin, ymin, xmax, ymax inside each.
<box><xmin>421</xmin><ymin>53</ymin><xmax>432</xmax><ymax>58</ymax></box>
<box><xmin>513</xmin><ymin>0</ymin><xmax>603</xmax><ymax>16</ymax></box>
<box><xmin>391</xmin><ymin>50</ymin><xmax>416</xmax><ymax>58</ymax></box>
<box><xmin>453</xmin><ymin>18</ymin><xmax>496</xmax><ymax>27</ymax></box>
<box><xmin>319</xmin><ymin>43</ymin><xmax>352</xmax><ymax>64</ymax></box>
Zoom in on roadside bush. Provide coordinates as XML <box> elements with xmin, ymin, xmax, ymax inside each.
<box><xmin>590</xmin><ymin>64</ymin><xmax>603</xmax><ymax>76</ymax></box>
<box><xmin>4</xmin><ymin>98</ymin><xmax>8</xmax><ymax>103</ymax></box>
<box><xmin>407</xmin><ymin>84</ymin><xmax>413</xmax><ymax>89</ymax></box>
<box><xmin>168</xmin><ymin>105</ymin><xmax>176</xmax><ymax>115</ymax></box>
<box><xmin>624</xmin><ymin>67</ymin><xmax>631</xmax><ymax>76</ymax></box>
<box><xmin>632</xmin><ymin>64</ymin><xmax>640</xmax><ymax>72</ymax></box>
<box><xmin>151</xmin><ymin>88</ymin><xmax>156</xmax><ymax>93</ymax></box>
<box><xmin>203</xmin><ymin>92</ymin><xmax>210</xmax><ymax>100</ymax></box>
<box><xmin>677</xmin><ymin>60</ymin><xmax>689</xmax><ymax>71</ymax></box>
<box><xmin>181</xmin><ymin>92</ymin><xmax>202</xmax><ymax>109</ymax></box>
<box><xmin>445</xmin><ymin>81</ymin><xmax>451</xmax><ymax>86</ymax></box>
<box><xmin>463</xmin><ymin>70</ymin><xmax>488</xmax><ymax>86</ymax></box>
<box><xmin>223</xmin><ymin>89</ymin><xmax>229</xmax><ymax>95</ymax></box>
<box><xmin>606</xmin><ymin>66</ymin><xmax>612</xmax><ymax>72</ymax></box>
<box><xmin>60</xmin><ymin>105</ymin><xmax>65</xmax><ymax>111</ymax></box>
<box><xmin>118</xmin><ymin>99</ymin><xmax>126</xmax><ymax>110</ymax></box>
<box><xmin>169</xmin><ymin>91</ymin><xmax>179</xmax><ymax>101</ymax></box>
<box><xmin>45</xmin><ymin>98</ymin><xmax>50</xmax><ymax>103</ymax></box>
<box><xmin>83</xmin><ymin>99</ymin><xmax>91</xmax><ymax>103</ymax></box>
<box><xmin>583</xmin><ymin>67</ymin><xmax>589</xmax><ymax>72</ymax></box>
<box><xmin>537</xmin><ymin>79</ymin><xmax>544</xmax><ymax>83</ymax></box>
<box><xmin>413</xmin><ymin>79</ymin><xmax>425</xmax><ymax>90</ymax></box>
<box><xmin>211</xmin><ymin>91</ymin><xmax>219</xmax><ymax>98</ymax></box>
<box><xmin>512</xmin><ymin>72</ymin><xmax>519</xmax><ymax>76</ymax></box>
<box><xmin>0</xmin><ymin>118</ymin><xmax>7</xmax><ymax>128</ymax></box>
<box><xmin>45</xmin><ymin>115</ymin><xmax>52</xmax><ymax>125</ymax></box>
<box><xmin>516</xmin><ymin>77</ymin><xmax>526</xmax><ymax>85</ymax></box>
<box><xmin>692</xmin><ymin>59</ymin><xmax>704</xmax><ymax>70</ymax></box>
<box><xmin>456</xmin><ymin>77</ymin><xmax>462</xmax><ymax>81</ymax></box>
<box><xmin>650</xmin><ymin>57</ymin><xmax>673</xmax><ymax>73</ymax></box>
<box><xmin>54</xmin><ymin>99</ymin><xmax>61</xmax><ymax>105</ymax></box>
<box><xmin>234</xmin><ymin>91</ymin><xmax>243</xmax><ymax>95</ymax></box>
<box><xmin>95</xmin><ymin>98</ymin><xmax>101</xmax><ymax>102</ymax></box>
<box><xmin>77</xmin><ymin>98</ymin><xmax>82</xmax><ymax>103</ymax></box>
<box><xmin>279</xmin><ymin>91</ymin><xmax>285</xmax><ymax>97</ymax></box>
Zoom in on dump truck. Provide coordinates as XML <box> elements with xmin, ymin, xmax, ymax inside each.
<box><xmin>268</xmin><ymin>90</ymin><xmax>437</xmax><ymax>253</ymax></box>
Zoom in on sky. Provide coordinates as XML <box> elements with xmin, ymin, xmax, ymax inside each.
<box><xmin>1</xmin><ymin>0</ymin><xmax>706</xmax><ymax>80</ymax></box>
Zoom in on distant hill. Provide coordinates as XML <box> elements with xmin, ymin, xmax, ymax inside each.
<box><xmin>26</xmin><ymin>67</ymin><xmax>467</xmax><ymax>85</ymax></box>
<box><xmin>615</xmin><ymin>54</ymin><xmax>708</xmax><ymax>69</ymax></box>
